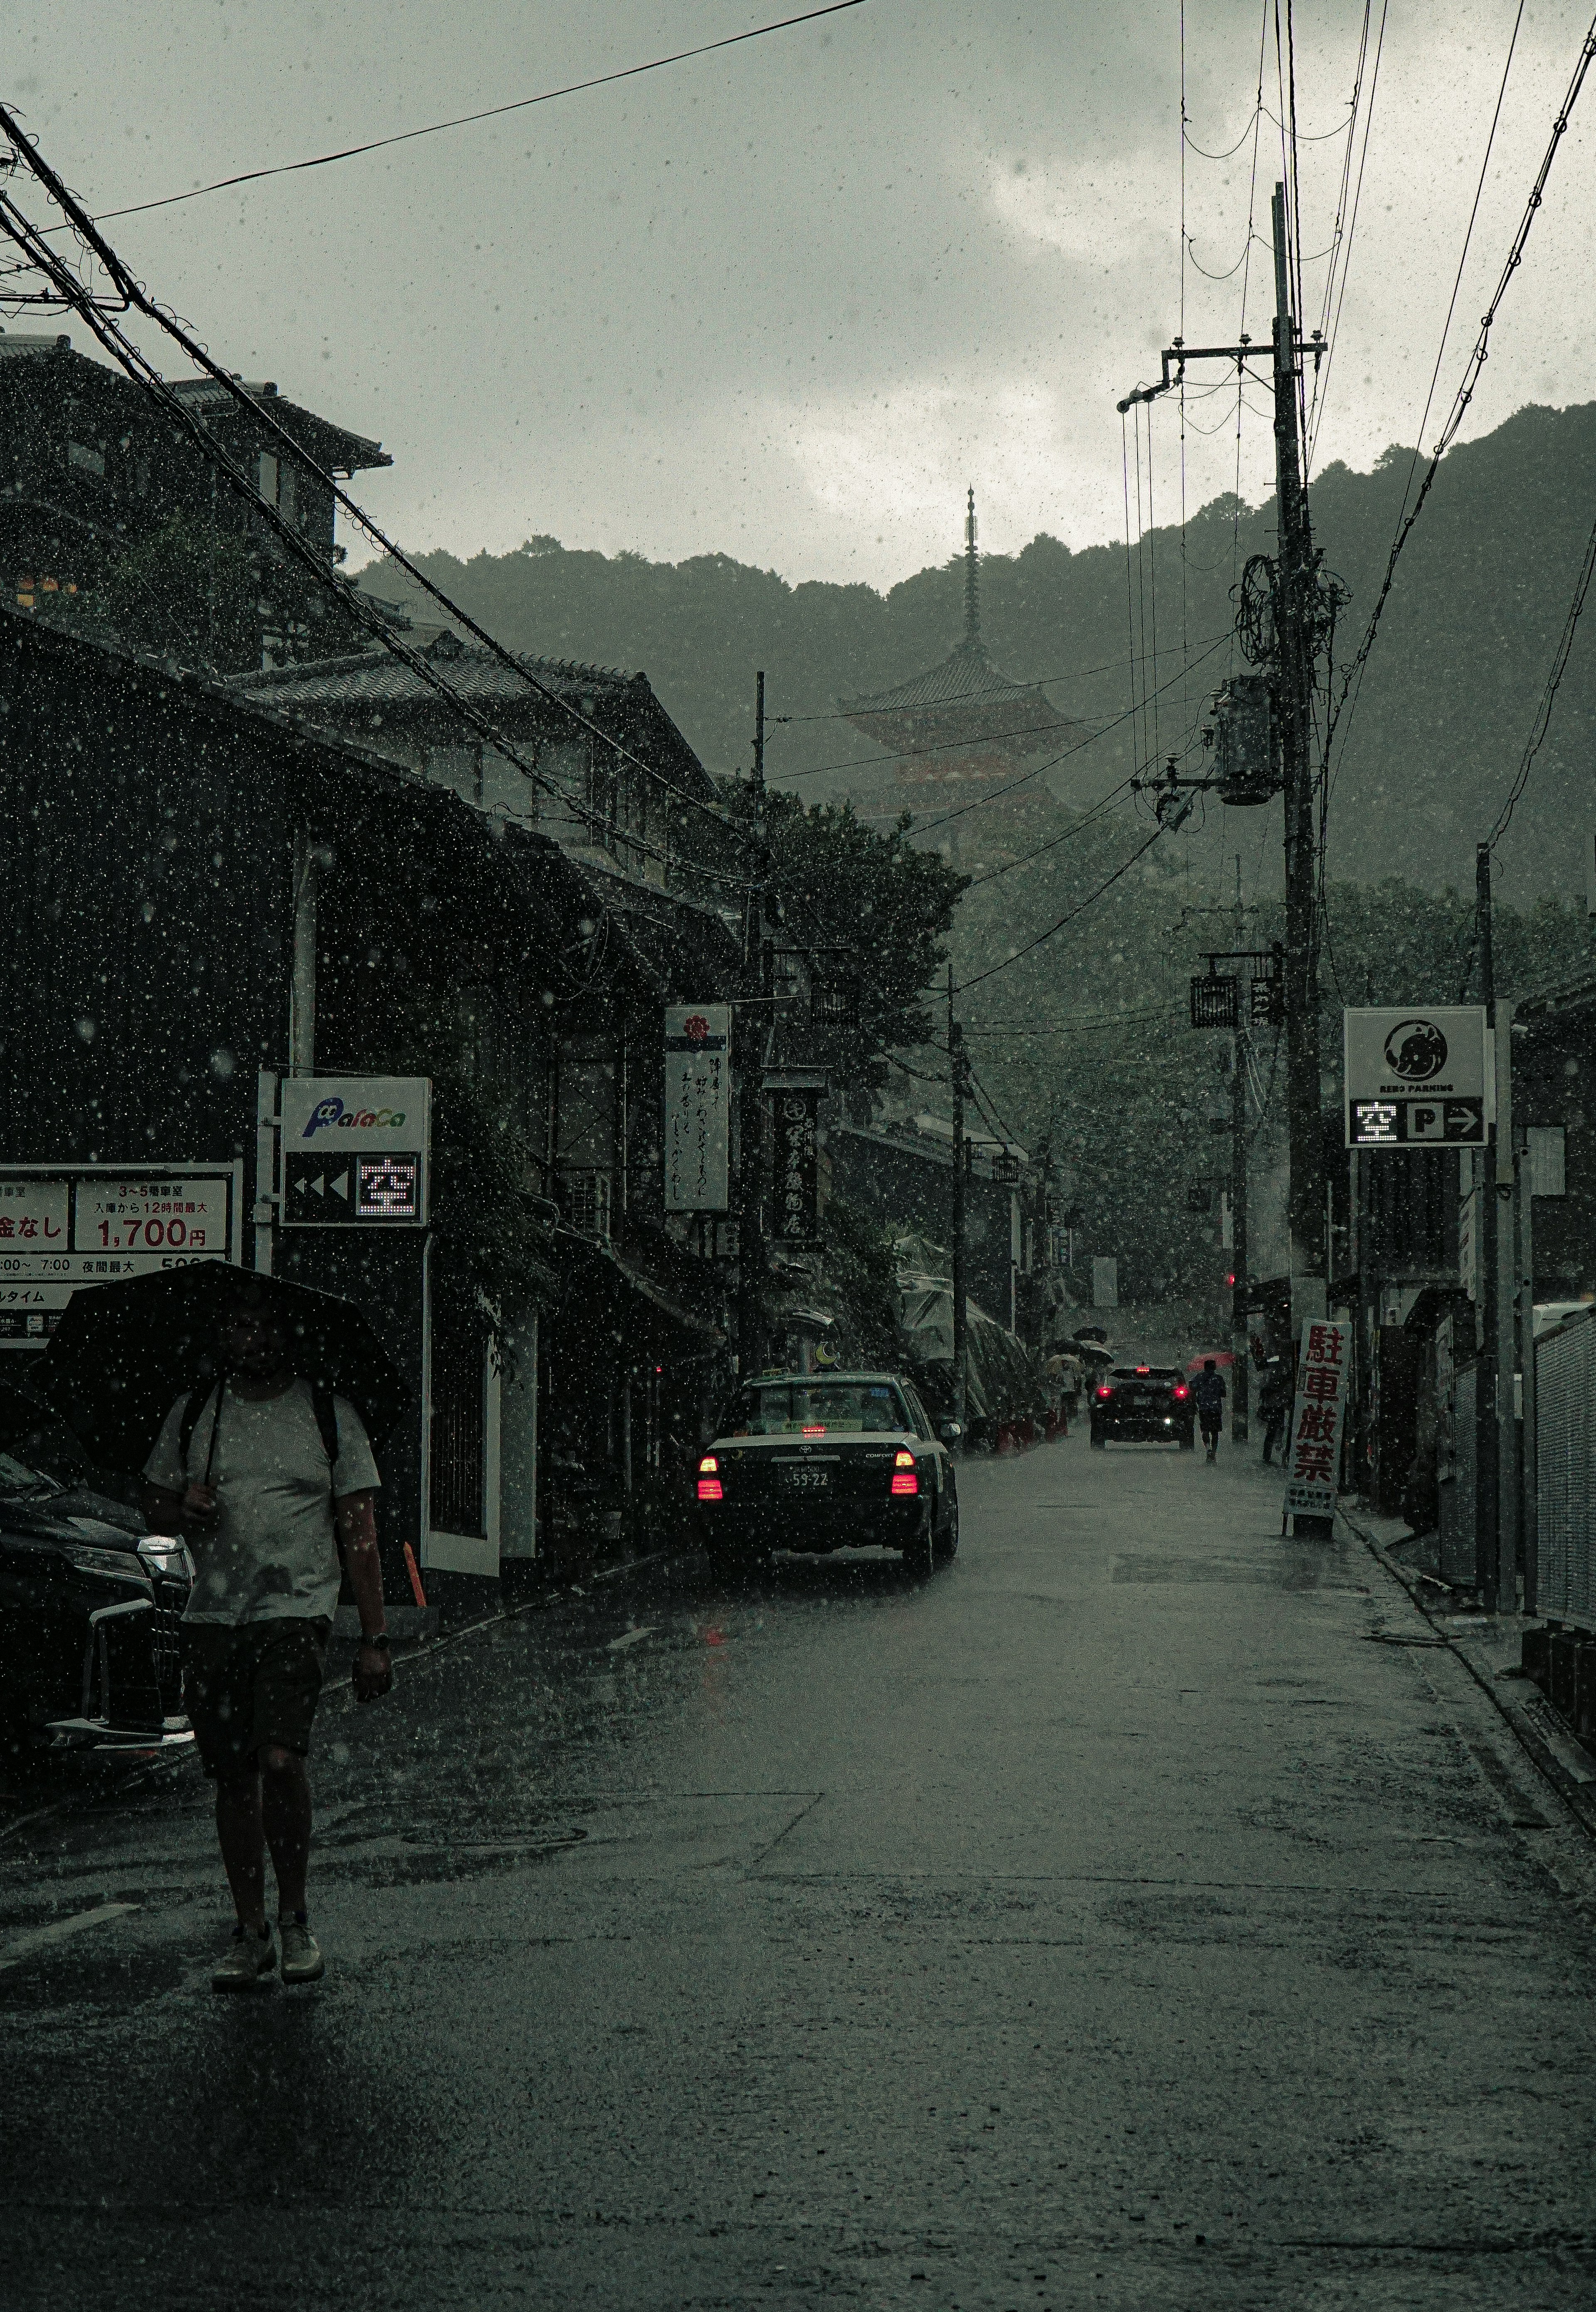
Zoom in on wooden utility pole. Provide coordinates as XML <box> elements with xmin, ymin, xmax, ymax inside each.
<box><xmin>1231</xmin><ymin>860</ymin><xmax>1252</xmax><ymax>1445</ymax></box>
<box><xmin>949</xmin><ymin>965</ymin><xmax>968</xmax><ymax>1436</ymax></box>
<box><xmin>1473</xmin><ymin>839</ymin><xmax>1520</xmax><ymax>1611</ymax></box>
<box><xmin>1271</xmin><ymin>184</ymin><xmax>1326</xmax><ymax>1330</ymax></box>
<box><xmin>736</xmin><ymin>672</ymin><xmax>769</xmax><ymax>1377</ymax></box>
<box><xmin>1117</xmin><ymin>182</ymin><xmax>1329</xmax><ymax>1339</ymax></box>
<box><xmin>1473</xmin><ymin>840</ymin><xmax>1497</xmax><ymax>1599</ymax></box>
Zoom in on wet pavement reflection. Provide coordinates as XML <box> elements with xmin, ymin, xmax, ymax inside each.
<box><xmin>5</xmin><ymin>1435</ymin><xmax>1596</xmax><ymax>2309</ymax></box>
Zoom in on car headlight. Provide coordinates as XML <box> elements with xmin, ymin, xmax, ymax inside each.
<box><xmin>60</xmin><ymin>1544</ymin><xmax>150</xmax><ymax>1581</ymax></box>
<box><xmin>138</xmin><ymin>1536</ymin><xmax>194</xmax><ymax>1581</ymax></box>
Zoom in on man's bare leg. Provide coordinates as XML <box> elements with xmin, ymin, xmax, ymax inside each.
<box><xmin>260</xmin><ymin>1745</ymin><xmax>312</xmax><ymax>1918</ymax></box>
<box><xmin>214</xmin><ymin>1774</ymin><xmax>268</xmax><ymax>1934</ymax></box>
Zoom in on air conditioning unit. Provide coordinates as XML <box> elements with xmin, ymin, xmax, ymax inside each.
<box><xmin>560</xmin><ymin>1168</ymin><xmax>612</xmax><ymax>1240</ymax></box>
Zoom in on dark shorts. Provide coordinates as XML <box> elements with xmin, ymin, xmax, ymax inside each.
<box><xmin>181</xmin><ymin>1618</ymin><xmax>331</xmax><ymax>1782</ymax></box>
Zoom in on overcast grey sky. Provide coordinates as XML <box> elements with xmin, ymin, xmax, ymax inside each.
<box><xmin>10</xmin><ymin>2</ymin><xmax>1596</xmax><ymax>587</ymax></box>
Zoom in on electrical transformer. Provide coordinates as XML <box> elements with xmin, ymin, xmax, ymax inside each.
<box><xmin>1209</xmin><ymin>674</ymin><xmax>1278</xmax><ymax>805</ymax></box>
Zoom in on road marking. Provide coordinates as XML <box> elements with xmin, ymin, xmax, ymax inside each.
<box><xmin>607</xmin><ymin>1626</ymin><xmax>657</xmax><ymax>1653</ymax></box>
<box><xmin>0</xmin><ymin>1901</ymin><xmax>139</xmax><ymax>1972</ymax></box>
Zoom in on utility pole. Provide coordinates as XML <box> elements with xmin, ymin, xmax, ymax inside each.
<box><xmin>1473</xmin><ymin>839</ymin><xmax>1520</xmax><ymax>1612</ymax></box>
<box><xmin>1231</xmin><ymin>859</ymin><xmax>1252</xmax><ymax>1445</ymax></box>
<box><xmin>1473</xmin><ymin>841</ymin><xmax>1498</xmax><ymax>1601</ymax></box>
<box><xmin>1118</xmin><ymin>181</ymin><xmax>1328</xmax><ymax>1340</ymax></box>
<box><xmin>949</xmin><ymin>964</ymin><xmax>968</xmax><ymax>1438</ymax></box>
<box><xmin>736</xmin><ymin>672</ymin><xmax>769</xmax><ymax>1377</ymax></box>
<box><xmin>1271</xmin><ymin>184</ymin><xmax>1326</xmax><ymax>1331</ymax></box>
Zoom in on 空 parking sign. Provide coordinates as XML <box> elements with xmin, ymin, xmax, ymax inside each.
<box><xmin>1343</xmin><ymin>1007</ymin><xmax>1489</xmax><ymax>1148</ymax></box>
<box><xmin>277</xmin><ymin>1076</ymin><xmax>431</xmax><ymax>1226</ymax></box>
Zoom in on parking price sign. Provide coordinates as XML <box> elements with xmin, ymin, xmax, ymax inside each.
<box><xmin>1344</xmin><ymin>1007</ymin><xmax>1488</xmax><ymax>1148</ymax></box>
<box><xmin>0</xmin><ymin>1163</ymin><xmax>242</xmax><ymax>1346</ymax></box>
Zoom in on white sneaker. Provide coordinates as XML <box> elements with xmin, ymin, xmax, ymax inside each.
<box><xmin>212</xmin><ymin>1923</ymin><xmax>276</xmax><ymax>1992</ymax></box>
<box><xmin>278</xmin><ymin>1918</ymin><xmax>325</xmax><ymax>1984</ymax></box>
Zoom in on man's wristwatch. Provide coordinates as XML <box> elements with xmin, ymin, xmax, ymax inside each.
<box><xmin>360</xmin><ymin>1631</ymin><xmax>391</xmax><ymax>1651</ymax></box>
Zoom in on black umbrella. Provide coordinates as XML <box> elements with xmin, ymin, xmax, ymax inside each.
<box><xmin>40</xmin><ymin>1264</ymin><xmax>407</xmax><ymax>1474</ymax></box>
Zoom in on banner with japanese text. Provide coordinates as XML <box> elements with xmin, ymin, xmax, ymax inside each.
<box><xmin>771</xmin><ymin>1088</ymin><xmax>820</xmax><ymax>1246</ymax></box>
<box><xmin>1283</xmin><ymin>1317</ymin><xmax>1351</xmax><ymax>1521</ymax></box>
<box><xmin>664</xmin><ymin>1006</ymin><xmax>732</xmax><ymax>1212</ymax></box>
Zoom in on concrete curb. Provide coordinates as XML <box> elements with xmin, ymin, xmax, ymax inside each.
<box><xmin>1339</xmin><ymin>1502</ymin><xmax>1596</xmax><ymax>1840</ymax></box>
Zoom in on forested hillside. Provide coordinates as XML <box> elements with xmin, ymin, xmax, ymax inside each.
<box><xmin>366</xmin><ymin>399</ymin><xmax>1596</xmax><ymax>902</ymax></box>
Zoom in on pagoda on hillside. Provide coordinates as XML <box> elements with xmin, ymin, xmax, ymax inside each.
<box><xmin>840</xmin><ymin>492</ymin><xmax>1076</xmax><ymax>820</ymax></box>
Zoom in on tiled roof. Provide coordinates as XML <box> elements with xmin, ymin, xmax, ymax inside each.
<box><xmin>232</xmin><ymin>638</ymin><xmax>638</xmax><ymax>709</ymax></box>
<box><xmin>841</xmin><ymin>639</ymin><xmax>1058</xmax><ymax>718</ymax></box>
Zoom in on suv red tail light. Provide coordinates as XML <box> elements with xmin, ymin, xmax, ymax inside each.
<box><xmin>891</xmin><ymin>1448</ymin><xmax>918</xmax><ymax>1496</ymax></box>
<box><xmin>697</xmin><ymin>1454</ymin><xmax>722</xmax><ymax>1502</ymax></box>
<box><xmin>1173</xmin><ymin>1383</ymin><xmax>1190</xmax><ymax>1400</ymax></box>
<box><xmin>1095</xmin><ymin>1384</ymin><xmax>1113</xmax><ymax>1400</ymax></box>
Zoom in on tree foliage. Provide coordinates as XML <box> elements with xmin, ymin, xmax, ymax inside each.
<box><xmin>77</xmin><ymin>516</ymin><xmax>264</xmax><ymax>670</ymax></box>
<box><xmin>724</xmin><ymin>784</ymin><xmax>967</xmax><ymax>1110</ymax></box>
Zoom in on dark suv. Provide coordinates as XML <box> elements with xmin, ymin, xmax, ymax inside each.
<box><xmin>1089</xmin><ymin>1365</ymin><xmax>1195</xmax><ymax>1450</ymax></box>
<box><xmin>0</xmin><ymin>1377</ymin><xmax>195</xmax><ymax>1754</ymax></box>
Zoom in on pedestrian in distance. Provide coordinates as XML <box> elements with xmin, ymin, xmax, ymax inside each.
<box><xmin>1259</xmin><ymin>1359</ymin><xmax>1291</xmax><ymax>1465</ymax></box>
<box><xmin>1192</xmin><ymin>1358</ymin><xmax>1227</xmax><ymax>1463</ymax></box>
<box><xmin>140</xmin><ymin>1277</ymin><xmax>391</xmax><ymax>1992</ymax></box>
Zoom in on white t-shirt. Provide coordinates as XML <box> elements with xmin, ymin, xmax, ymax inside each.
<box><xmin>143</xmin><ymin>1378</ymin><xmax>380</xmax><ymax>1627</ymax></box>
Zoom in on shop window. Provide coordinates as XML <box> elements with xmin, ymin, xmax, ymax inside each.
<box><xmin>431</xmin><ymin>1314</ymin><xmax>488</xmax><ymax>1538</ymax></box>
<box><xmin>1530</xmin><ymin>1125</ymin><xmax>1566</xmax><ymax>1198</ymax></box>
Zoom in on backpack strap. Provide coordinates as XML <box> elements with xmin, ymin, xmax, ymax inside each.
<box><xmin>177</xmin><ymin>1383</ymin><xmax>219</xmax><ymax>1478</ymax></box>
<box><xmin>310</xmin><ymin>1383</ymin><xmax>340</xmax><ymax>1475</ymax></box>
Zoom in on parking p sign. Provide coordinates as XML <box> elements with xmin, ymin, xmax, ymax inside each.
<box><xmin>1344</xmin><ymin>1008</ymin><xmax>1488</xmax><ymax>1149</ymax></box>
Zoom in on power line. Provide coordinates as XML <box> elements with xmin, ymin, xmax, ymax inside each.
<box><xmin>1324</xmin><ymin>6</ymin><xmax>1594</xmax><ymax>768</ymax></box>
<box><xmin>964</xmin><ymin>779</ymin><xmax>1138</xmax><ymax>886</ymax></box>
<box><xmin>0</xmin><ymin>121</ymin><xmax>759</xmax><ymax>890</ymax></box>
<box><xmin>955</xmin><ymin>826</ymin><xmax>1169</xmax><ymax>994</ymax></box>
<box><xmin>769</xmin><ymin>631</ymin><xmax>1228</xmax><ymax>728</ymax></box>
<box><xmin>53</xmin><ymin>3</ymin><xmax>867</xmax><ymax>228</ymax></box>
<box><xmin>1490</xmin><ymin>501</ymin><xmax>1596</xmax><ymax>844</ymax></box>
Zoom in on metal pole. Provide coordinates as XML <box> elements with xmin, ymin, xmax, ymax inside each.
<box><xmin>1271</xmin><ymin>183</ymin><xmax>1325</xmax><ymax>1331</ymax></box>
<box><xmin>1474</xmin><ymin>841</ymin><xmax>1499</xmax><ymax>1601</ymax></box>
<box><xmin>1493</xmin><ymin>1000</ymin><xmax>1519</xmax><ymax>1612</ymax></box>
<box><xmin>950</xmin><ymin>965</ymin><xmax>968</xmax><ymax>1437</ymax></box>
<box><xmin>736</xmin><ymin>674</ymin><xmax>768</xmax><ymax>1377</ymax></box>
<box><xmin>1230</xmin><ymin>858</ymin><xmax>1252</xmax><ymax>1442</ymax></box>
<box><xmin>1520</xmin><ymin>1120</ymin><xmax>1538</xmax><ymax>1613</ymax></box>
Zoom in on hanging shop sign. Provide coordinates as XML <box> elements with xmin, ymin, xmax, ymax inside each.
<box><xmin>771</xmin><ymin>1087</ymin><xmax>821</xmax><ymax>1246</ymax></box>
<box><xmin>1282</xmin><ymin>1317</ymin><xmax>1352</xmax><ymax>1522</ymax></box>
<box><xmin>0</xmin><ymin>1161</ymin><xmax>243</xmax><ymax>1347</ymax></box>
<box><xmin>1344</xmin><ymin>1007</ymin><xmax>1489</xmax><ymax>1148</ymax></box>
<box><xmin>664</xmin><ymin>1007</ymin><xmax>731</xmax><ymax>1213</ymax></box>
<box><xmin>278</xmin><ymin>1077</ymin><xmax>430</xmax><ymax>1227</ymax></box>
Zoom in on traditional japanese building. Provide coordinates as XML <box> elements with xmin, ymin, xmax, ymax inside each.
<box><xmin>0</xmin><ymin>330</ymin><xmax>390</xmax><ymax>666</ymax></box>
<box><xmin>839</xmin><ymin>492</ymin><xmax>1077</xmax><ymax>856</ymax></box>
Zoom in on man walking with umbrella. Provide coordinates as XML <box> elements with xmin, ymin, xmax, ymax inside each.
<box><xmin>140</xmin><ymin>1276</ymin><xmax>391</xmax><ymax>1991</ymax></box>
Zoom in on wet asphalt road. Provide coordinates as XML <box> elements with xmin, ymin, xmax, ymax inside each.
<box><xmin>4</xmin><ymin>1432</ymin><xmax>1596</xmax><ymax>2311</ymax></box>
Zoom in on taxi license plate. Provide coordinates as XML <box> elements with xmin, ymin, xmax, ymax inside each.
<box><xmin>782</xmin><ymin>1466</ymin><xmax>830</xmax><ymax>1492</ymax></box>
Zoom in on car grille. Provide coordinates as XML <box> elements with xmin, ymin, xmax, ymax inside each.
<box><xmin>150</xmin><ymin>1589</ymin><xmax>186</xmax><ymax>1712</ymax></box>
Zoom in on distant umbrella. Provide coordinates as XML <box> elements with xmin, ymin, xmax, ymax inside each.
<box><xmin>41</xmin><ymin>1264</ymin><xmax>406</xmax><ymax>1473</ymax></box>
